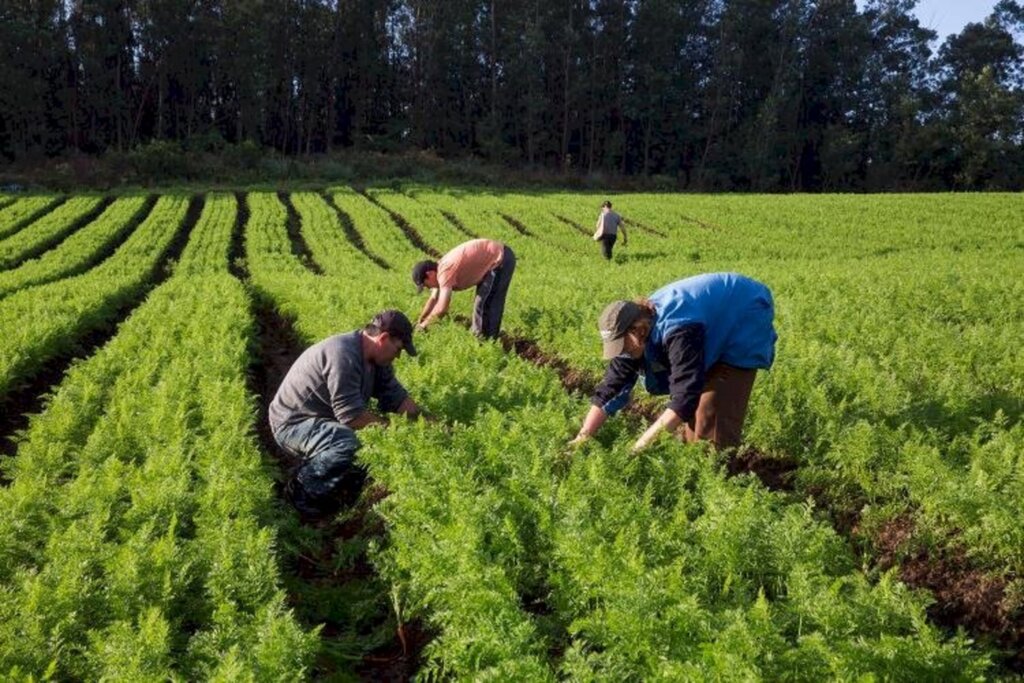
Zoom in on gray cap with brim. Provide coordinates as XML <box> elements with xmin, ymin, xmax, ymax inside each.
<box><xmin>598</xmin><ymin>300</ymin><xmax>643</xmax><ymax>359</ymax></box>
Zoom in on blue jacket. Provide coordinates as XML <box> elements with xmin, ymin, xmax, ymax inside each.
<box><xmin>592</xmin><ymin>273</ymin><xmax>777</xmax><ymax>419</ymax></box>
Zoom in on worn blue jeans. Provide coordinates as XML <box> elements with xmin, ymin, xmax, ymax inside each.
<box><xmin>273</xmin><ymin>417</ymin><xmax>363</xmax><ymax>510</ymax></box>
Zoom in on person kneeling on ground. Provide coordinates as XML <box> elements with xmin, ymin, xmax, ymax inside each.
<box><xmin>269</xmin><ymin>310</ymin><xmax>425</xmax><ymax>516</ymax></box>
<box><xmin>412</xmin><ymin>238</ymin><xmax>516</xmax><ymax>339</ymax></box>
<box><xmin>569</xmin><ymin>272</ymin><xmax>777</xmax><ymax>453</ymax></box>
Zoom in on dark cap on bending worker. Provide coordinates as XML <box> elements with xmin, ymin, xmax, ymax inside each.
<box><xmin>597</xmin><ymin>301</ymin><xmax>644</xmax><ymax>359</ymax></box>
<box><xmin>411</xmin><ymin>260</ymin><xmax>438</xmax><ymax>293</ymax></box>
<box><xmin>370</xmin><ymin>309</ymin><xmax>418</xmax><ymax>356</ymax></box>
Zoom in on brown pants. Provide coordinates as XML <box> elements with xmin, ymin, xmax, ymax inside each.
<box><xmin>681</xmin><ymin>363</ymin><xmax>757</xmax><ymax>450</ymax></box>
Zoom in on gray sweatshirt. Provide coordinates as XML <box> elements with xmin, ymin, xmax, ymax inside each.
<box><xmin>269</xmin><ymin>331</ymin><xmax>409</xmax><ymax>433</ymax></box>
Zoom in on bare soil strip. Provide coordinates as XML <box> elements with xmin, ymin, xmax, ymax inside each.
<box><xmin>679</xmin><ymin>214</ymin><xmax>720</xmax><ymax>231</ymax></box>
<box><xmin>277</xmin><ymin>192</ymin><xmax>325</xmax><ymax>274</ymax></box>
<box><xmin>357</xmin><ymin>189</ymin><xmax>442</xmax><ymax>258</ymax></box>
<box><xmin>872</xmin><ymin>517</ymin><xmax>1023</xmax><ymax>672</ymax></box>
<box><xmin>0</xmin><ymin>195</ymin><xmax>201</xmax><ymax>459</ymax></box>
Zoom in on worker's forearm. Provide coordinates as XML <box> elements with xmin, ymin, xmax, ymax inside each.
<box><xmin>418</xmin><ymin>297</ymin><xmax>438</xmax><ymax>324</ymax></box>
<box><xmin>577</xmin><ymin>405</ymin><xmax>607</xmax><ymax>437</ymax></box>
<box><xmin>421</xmin><ymin>302</ymin><xmax>449</xmax><ymax>327</ymax></box>
<box><xmin>634</xmin><ymin>408</ymin><xmax>681</xmax><ymax>450</ymax></box>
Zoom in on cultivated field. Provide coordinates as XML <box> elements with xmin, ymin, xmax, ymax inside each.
<box><xmin>0</xmin><ymin>188</ymin><xmax>1021</xmax><ymax>679</ymax></box>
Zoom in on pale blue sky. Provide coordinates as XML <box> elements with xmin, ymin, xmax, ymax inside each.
<box><xmin>857</xmin><ymin>1</ymin><xmax>999</xmax><ymax>42</ymax></box>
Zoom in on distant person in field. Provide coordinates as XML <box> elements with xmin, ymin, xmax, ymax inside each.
<box><xmin>569</xmin><ymin>273</ymin><xmax>777</xmax><ymax>453</ymax></box>
<box><xmin>412</xmin><ymin>238</ymin><xmax>517</xmax><ymax>339</ymax></box>
<box><xmin>593</xmin><ymin>200</ymin><xmax>626</xmax><ymax>261</ymax></box>
<box><xmin>269</xmin><ymin>310</ymin><xmax>425</xmax><ymax>516</ymax></box>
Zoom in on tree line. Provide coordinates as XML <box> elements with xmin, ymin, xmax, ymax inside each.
<box><xmin>2</xmin><ymin>0</ymin><xmax>1023</xmax><ymax>191</ymax></box>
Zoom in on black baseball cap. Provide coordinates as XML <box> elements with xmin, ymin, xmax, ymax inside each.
<box><xmin>411</xmin><ymin>260</ymin><xmax>438</xmax><ymax>293</ymax></box>
<box><xmin>370</xmin><ymin>309</ymin><xmax>418</xmax><ymax>356</ymax></box>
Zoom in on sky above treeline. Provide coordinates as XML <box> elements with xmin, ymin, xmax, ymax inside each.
<box><xmin>856</xmin><ymin>0</ymin><xmax>999</xmax><ymax>41</ymax></box>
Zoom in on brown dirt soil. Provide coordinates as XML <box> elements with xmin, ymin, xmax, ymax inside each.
<box><xmin>276</xmin><ymin>191</ymin><xmax>326</xmax><ymax>273</ymax></box>
<box><xmin>679</xmin><ymin>214</ymin><xmax>721</xmax><ymax>231</ymax></box>
<box><xmin>872</xmin><ymin>516</ymin><xmax>1023</xmax><ymax>670</ymax></box>
<box><xmin>726</xmin><ymin>448</ymin><xmax>798</xmax><ymax>492</ymax></box>
<box><xmin>356</xmin><ymin>619</ymin><xmax>433</xmax><ymax>682</ymax></box>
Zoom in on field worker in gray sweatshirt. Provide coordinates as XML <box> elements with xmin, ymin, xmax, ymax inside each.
<box><xmin>269</xmin><ymin>309</ymin><xmax>425</xmax><ymax>516</ymax></box>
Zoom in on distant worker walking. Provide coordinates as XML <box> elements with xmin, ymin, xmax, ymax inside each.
<box><xmin>569</xmin><ymin>273</ymin><xmax>777</xmax><ymax>453</ymax></box>
<box><xmin>412</xmin><ymin>238</ymin><xmax>517</xmax><ymax>339</ymax></box>
<box><xmin>592</xmin><ymin>200</ymin><xmax>627</xmax><ymax>261</ymax></box>
<box><xmin>269</xmin><ymin>310</ymin><xmax>425</xmax><ymax>516</ymax></box>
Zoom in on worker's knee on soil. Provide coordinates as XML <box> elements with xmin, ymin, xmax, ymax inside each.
<box><xmin>293</xmin><ymin>423</ymin><xmax>363</xmax><ymax>503</ymax></box>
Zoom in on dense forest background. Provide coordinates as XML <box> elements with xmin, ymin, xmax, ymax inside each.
<box><xmin>2</xmin><ymin>0</ymin><xmax>1023</xmax><ymax>191</ymax></box>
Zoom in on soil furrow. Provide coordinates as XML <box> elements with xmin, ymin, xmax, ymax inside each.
<box><xmin>278</xmin><ymin>192</ymin><xmax>325</xmax><ymax>274</ymax></box>
<box><xmin>872</xmin><ymin>516</ymin><xmax>1023</xmax><ymax>672</ymax></box>
<box><xmin>499</xmin><ymin>213</ymin><xmax>536</xmax><ymax>237</ymax></box>
<box><xmin>320</xmin><ymin>192</ymin><xmax>393</xmax><ymax>270</ymax></box>
<box><xmin>624</xmin><ymin>218</ymin><xmax>668</xmax><ymax>238</ymax></box>
<box><xmin>247</xmin><ymin>291</ymin><xmax>427</xmax><ymax>681</ymax></box>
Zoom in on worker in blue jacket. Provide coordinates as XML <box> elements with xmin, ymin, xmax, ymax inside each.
<box><xmin>569</xmin><ymin>273</ymin><xmax>777</xmax><ymax>453</ymax></box>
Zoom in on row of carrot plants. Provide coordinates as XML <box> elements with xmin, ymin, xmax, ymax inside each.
<box><xmin>0</xmin><ymin>193</ymin><xmax>314</xmax><ymax>679</ymax></box>
<box><xmin>0</xmin><ymin>196</ymin><xmax>151</xmax><ymax>299</ymax></box>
